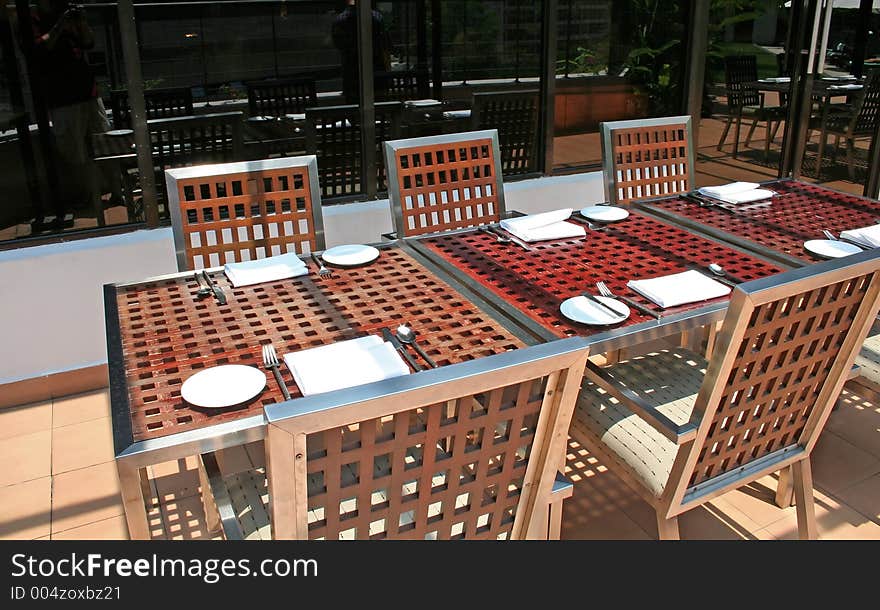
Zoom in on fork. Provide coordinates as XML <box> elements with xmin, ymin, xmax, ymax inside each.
<box><xmin>311</xmin><ymin>252</ymin><xmax>333</xmax><ymax>278</ymax></box>
<box><xmin>823</xmin><ymin>229</ymin><xmax>865</xmax><ymax>249</ymax></box>
<box><xmin>597</xmin><ymin>281</ymin><xmax>662</xmax><ymax>320</ymax></box>
<box><xmin>262</xmin><ymin>343</ymin><xmax>291</xmax><ymax>401</ymax></box>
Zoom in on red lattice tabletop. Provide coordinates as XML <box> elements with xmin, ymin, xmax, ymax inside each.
<box><xmin>648</xmin><ymin>180</ymin><xmax>880</xmax><ymax>263</ymax></box>
<box><xmin>111</xmin><ymin>246</ymin><xmax>526</xmax><ymax>442</ymax></box>
<box><xmin>419</xmin><ymin>212</ymin><xmax>784</xmax><ymax>339</ymax></box>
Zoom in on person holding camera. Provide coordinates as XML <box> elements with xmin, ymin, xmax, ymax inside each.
<box><xmin>30</xmin><ymin>0</ymin><xmax>122</xmax><ymax>218</ymax></box>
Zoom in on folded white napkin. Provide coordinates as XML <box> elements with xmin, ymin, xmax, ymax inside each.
<box><xmin>405</xmin><ymin>99</ymin><xmax>442</xmax><ymax>107</ymax></box>
<box><xmin>627</xmin><ymin>270</ymin><xmax>731</xmax><ymax>308</ymax></box>
<box><xmin>499</xmin><ymin>209</ymin><xmax>586</xmax><ymax>242</ymax></box>
<box><xmin>840</xmin><ymin>223</ymin><xmax>880</xmax><ymax>248</ymax></box>
<box><xmin>224</xmin><ymin>253</ymin><xmax>308</xmax><ymax>288</ymax></box>
<box><xmin>283</xmin><ymin>335</ymin><xmax>410</xmax><ymax>396</ymax></box>
<box><xmin>761</xmin><ymin>76</ymin><xmax>790</xmax><ymax>83</ymax></box>
<box><xmin>828</xmin><ymin>83</ymin><xmax>862</xmax><ymax>91</ymax></box>
<box><xmin>698</xmin><ymin>182</ymin><xmax>774</xmax><ymax>204</ymax></box>
<box><xmin>285</xmin><ymin>113</ymin><xmax>306</xmax><ymax>120</ymax></box>
<box><xmin>442</xmin><ymin>110</ymin><xmax>471</xmax><ymax>119</ymax></box>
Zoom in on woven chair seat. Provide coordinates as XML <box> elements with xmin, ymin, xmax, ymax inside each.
<box><xmin>742</xmin><ymin>104</ymin><xmax>787</xmax><ymax>120</ymax></box>
<box><xmin>571</xmin><ymin>348</ymin><xmax>706</xmax><ymax>497</ymax></box>
<box><xmin>855</xmin><ymin>333</ymin><xmax>880</xmax><ymax>389</ymax></box>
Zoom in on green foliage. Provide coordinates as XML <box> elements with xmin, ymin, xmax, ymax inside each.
<box><xmin>557</xmin><ymin>45</ymin><xmax>609</xmax><ymax>76</ymax></box>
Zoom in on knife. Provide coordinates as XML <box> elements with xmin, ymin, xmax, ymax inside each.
<box><xmin>194</xmin><ymin>272</ymin><xmax>211</xmax><ymax>299</ymax></box>
<box><xmin>488</xmin><ymin>225</ymin><xmax>533</xmax><ymax>251</ymax></box>
<box><xmin>382</xmin><ymin>327</ymin><xmax>422</xmax><ymax>372</ymax></box>
<box><xmin>681</xmin><ymin>192</ymin><xmax>737</xmax><ymax>214</ymax></box>
<box><xmin>201</xmin><ymin>271</ymin><xmax>227</xmax><ymax>305</ymax></box>
<box><xmin>581</xmin><ymin>293</ymin><xmax>626</xmax><ymax>321</ymax></box>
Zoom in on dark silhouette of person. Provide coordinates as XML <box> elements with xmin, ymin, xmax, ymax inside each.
<box><xmin>30</xmin><ymin>0</ymin><xmax>122</xmax><ymax>218</ymax></box>
<box><xmin>332</xmin><ymin>0</ymin><xmax>393</xmax><ymax>104</ymax></box>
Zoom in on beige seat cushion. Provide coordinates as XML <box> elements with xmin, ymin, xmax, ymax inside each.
<box><xmin>571</xmin><ymin>348</ymin><xmax>706</xmax><ymax>498</ymax></box>
<box><xmin>855</xmin><ymin>332</ymin><xmax>880</xmax><ymax>390</ymax></box>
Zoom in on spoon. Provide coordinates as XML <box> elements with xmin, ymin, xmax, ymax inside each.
<box><xmin>707</xmin><ymin>263</ymin><xmax>742</xmax><ymax>286</ymax></box>
<box><xmin>480</xmin><ymin>226</ymin><xmax>511</xmax><ymax>244</ymax></box>
<box><xmin>395</xmin><ymin>324</ymin><xmax>437</xmax><ymax>368</ymax></box>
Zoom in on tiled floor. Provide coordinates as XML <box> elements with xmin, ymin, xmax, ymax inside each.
<box><xmin>1</xmin><ymin>383</ymin><xmax>878</xmax><ymax>540</ymax></box>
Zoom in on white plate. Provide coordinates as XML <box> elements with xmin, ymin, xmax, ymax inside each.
<box><xmin>321</xmin><ymin>244</ymin><xmax>380</xmax><ymax>267</ymax></box>
<box><xmin>560</xmin><ymin>295</ymin><xmax>630</xmax><ymax>326</ymax></box>
<box><xmin>580</xmin><ymin>205</ymin><xmax>629</xmax><ymax>222</ymax></box>
<box><xmin>105</xmin><ymin>129</ymin><xmax>133</xmax><ymax>136</ymax></box>
<box><xmin>804</xmin><ymin>239</ymin><xmax>862</xmax><ymax>259</ymax></box>
<box><xmin>181</xmin><ymin>364</ymin><xmax>266</xmax><ymax>409</ymax></box>
<box><xmin>247</xmin><ymin>115</ymin><xmax>275</xmax><ymax>122</ymax></box>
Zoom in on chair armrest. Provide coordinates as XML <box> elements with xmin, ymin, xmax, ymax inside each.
<box><xmin>199</xmin><ymin>452</ymin><xmax>246</xmax><ymax>540</ymax></box>
<box><xmin>585</xmin><ymin>361</ymin><xmax>698</xmax><ymax>445</ymax></box>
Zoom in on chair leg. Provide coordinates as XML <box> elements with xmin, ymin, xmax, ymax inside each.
<box><xmin>733</xmin><ymin>114</ymin><xmax>743</xmax><ymax>158</ymax></box>
<box><xmin>775</xmin><ymin>465</ymin><xmax>795</xmax><ymax>508</ymax></box>
<box><xmin>793</xmin><ymin>459</ymin><xmax>819</xmax><ymax>540</ymax></box>
<box><xmin>548</xmin><ymin>499</ymin><xmax>564</xmax><ymax>540</ymax></box>
<box><xmin>745</xmin><ymin>118</ymin><xmax>758</xmax><ymax>148</ymax></box>
<box><xmin>770</xmin><ymin>120</ymin><xmax>782</xmax><ymax>143</ymax></box>
<box><xmin>656</xmin><ymin>513</ymin><xmax>680</xmax><ymax>540</ymax></box>
<box><xmin>815</xmin><ymin>131</ymin><xmax>827</xmax><ymax>179</ymax></box>
<box><xmin>717</xmin><ymin>116</ymin><xmax>733</xmax><ymax>151</ymax></box>
<box><xmin>764</xmin><ymin>121</ymin><xmax>772</xmax><ymax>161</ymax></box>
<box><xmin>198</xmin><ymin>455</ymin><xmax>222</xmax><ymax>534</ymax></box>
<box><xmin>846</xmin><ymin>137</ymin><xmax>856</xmax><ymax>181</ymax></box>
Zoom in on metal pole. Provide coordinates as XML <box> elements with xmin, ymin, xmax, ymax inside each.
<box><xmin>852</xmin><ymin>0</ymin><xmax>872</xmax><ymax>79</ymax></box>
<box><xmin>416</xmin><ymin>0</ymin><xmax>427</xmax><ymax>70</ymax></box>
<box><xmin>816</xmin><ymin>0</ymin><xmax>832</xmax><ymax>75</ymax></box>
<box><xmin>864</xmin><ymin>116</ymin><xmax>880</xmax><ymax>199</ymax></box>
<box><xmin>358</xmin><ymin>0</ymin><xmax>376</xmax><ymax>200</ymax></box>
<box><xmin>684</xmin><ymin>0</ymin><xmax>709</xmax><ymax>145</ymax></box>
<box><xmin>539</xmin><ymin>0</ymin><xmax>557</xmax><ymax>174</ymax></box>
<box><xmin>117</xmin><ymin>0</ymin><xmax>159</xmax><ymax>226</ymax></box>
<box><xmin>780</xmin><ymin>0</ymin><xmax>819</xmax><ymax>178</ymax></box>
<box><xmin>431</xmin><ymin>0</ymin><xmax>442</xmax><ymax>99</ymax></box>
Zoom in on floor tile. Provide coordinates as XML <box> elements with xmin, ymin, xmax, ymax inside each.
<box><xmin>53</xmin><ymin>390</ymin><xmax>110</xmax><ymax>428</ymax></box>
<box><xmin>0</xmin><ymin>477</ymin><xmax>51</xmax><ymax>540</ymax></box>
<box><xmin>710</xmin><ymin>474</ymin><xmax>797</xmax><ymax>530</ymax></box>
<box><xmin>52</xmin><ymin>515</ymin><xmax>129</xmax><ymax>540</ymax></box>
<box><xmin>150</xmin><ymin>456</ymin><xmax>202</xmax><ymax>502</ymax></box>
<box><xmin>0</xmin><ymin>430</ymin><xmax>51</xmax><ymax>486</ymax></box>
<box><xmin>0</xmin><ymin>400</ymin><xmax>52</xmax><ymax>441</ymax></box>
<box><xmin>835</xmin><ymin>472</ymin><xmax>880</xmax><ymax>523</ymax></box>
<box><xmin>827</xmin><ymin>389</ymin><xmax>880</xmax><ymax>459</ymax></box>
<box><xmin>51</xmin><ymin>462</ymin><xmax>123</xmax><ymax>534</ymax></box>
<box><xmin>811</xmin><ymin>432</ymin><xmax>880</xmax><ymax>495</ymax></box>
<box><xmin>760</xmin><ymin>489</ymin><xmax>880</xmax><ymax>540</ymax></box>
<box><xmin>51</xmin><ymin>417</ymin><xmax>114</xmax><ymax>474</ymax></box>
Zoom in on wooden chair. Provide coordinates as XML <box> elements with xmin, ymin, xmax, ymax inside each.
<box><xmin>198</xmin><ymin>338</ymin><xmax>590</xmax><ymax>540</ymax></box>
<box><xmin>165</xmin><ymin>156</ymin><xmax>325</xmax><ymax>271</ymax></box>
<box><xmin>384</xmin><ymin>129</ymin><xmax>506</xmax><ymax>238</ymax></box>
<box><xmin>304</xmin><ymin>102</ymin><xmax>403</xmax><ymax>200</ymax></box>
<box><xmin>716</xmin><ymin>55</ymin><xmax>787</xmax><ymax>160</ymax></box>
<box><xmin>808</xmin><ymin>70</ymin><xmax>880</xmax><ymax>180</ymax></box>
<box><xmin>600</xmin><ymin>115</ymin><xmax>695</xmax><ymax>206</ymax></box>
<box><xmin>246</xmin><ymin>77</ymin><xmax>317</xmax><ymax>118</ymax></box>
<box><xmin>375</xmin><ymin>68</ymin><xmax>430</xmax><ymax>102</ymax></box>
<box><xmin>109</xmin><ymin>86</ymin><xmax>194</xmax><ymax>129</ymax></box>
<box><xmin>569</xmin><ymin>248</ymin><xmax>880</xmax><ymax>539</ymax></box>
<box><xmin>471</xmin><ymin>89</ymin><xmax>540</xmax><ymax>176</ymax></box>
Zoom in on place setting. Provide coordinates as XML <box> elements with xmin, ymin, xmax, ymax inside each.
<box><xmin>483</xmin><ymin>208</ymin><xmax>586</xmax><ymax>250</ymax></box>
<box><xmin>804</xmin><ymin>222</ymin><xmax>880</xmax><ymax>259</ymax></box>
<box><xmin>685</xmin><ymin>181</ymin><xmax>776</xmax><ymax>207</ymax></box>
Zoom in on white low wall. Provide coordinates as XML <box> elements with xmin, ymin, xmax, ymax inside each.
<box><xmin>0</xmin><ymin>171</ymin><xmax>604</xmax><ymax>384</ymax></box>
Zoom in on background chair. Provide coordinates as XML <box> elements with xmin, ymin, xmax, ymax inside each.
<box><xmin>717</xmin><ymin>55</ymin><xmax>786</xmax><ymax>160</ymax></box>
<box><xmin>246</xmin><ymin>77</ymin><xmax>317</xmax><ymax>118</ymax></box>
<box><xmin>109</xmin><ymin>86</ymin><xmax>194</xmax><ymax>129</ymax></box>
<box><xmin>198</xmin><ymin>338</ymin><xmax>589</xmax><ymax>540</ymax></box>
<box><xmin>471</xmin><ymin>89</ymin><xmax>540</xmax><ymax>177</ymax></box>
<box><xmin>569</xmin><ymin>249</ymin><xmax>880</xmax><ymax>539</ymax></box>
<box><xmin>600</xmin><ymin>115</ymin><xmax>694</xmax><ymax>206</ymax></box>
<box><xmin>808</xmin><ymin>70</ymin><xmax>880</xmax><ymax>180</ymax></box>
<box><xmin>165</xmin><ymin>155</ymin><xmax>325</xmax><ymax>271</ymax></box>
<box><xmin>374</xmin><ymin>68</ymin><xmax>430</xmax><ymax>102</ymax></box>
<box><xmin>304</xmin><ymin>102</ymin><xmax>402</xmax><ymax>200</ymax></box>
<box><xmin>384</xmin><ymin>129</ymin><xmax>506</xmax><ymax>238</ymax></box>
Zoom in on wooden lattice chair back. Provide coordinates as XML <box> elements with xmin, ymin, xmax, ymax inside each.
<box><xmin>850</xmin><ymin>70</ymin><xmax>880</xmax><ymax>136</ymax></box>
<box><xmin>600</xmin><ymin>116</ymin><xmax>694</xmax><ymax>205</ymax></box>
<box><xmin>472</xmin><ymin>89</ymin><xmax>540</xmax><ymax>176</ymax></box>
<box><xmin>264</xmin><ymin>339</ymin><xmax>589</xmax><ymax>540</ymax></box>
<box><xmin>246</xmin><ymin>77</ymin><xmax>317</xmax><ymax>117</ymax></box>
<box><xmin>305</xmin><ymin>102</ymin><xmax>403</xmax><ymax>199</ymax></box>
<box><xmin>375</xmin><ymin>68</ymin><xmax>430</xmax><ymax>102</ymax></box>
<box><xmin>165</xmin><ymin>156</ymin><xmax>325</xmax><ymax>271</ymax></box>
<box><xmin>666</xmin><ymin>249</ymin><xmax>880</xmax><ymax>515</ymax></box>
<box><xmin>723</xmin><ymin>55</ymin><xmax>761</xmax><ymax>110</ymax></box>
<box><xmin>149</xmin><ymin>111</ymin><xmax>244</xmax><ymax>171</ymax></box>
<box><xmin>109</xmin><ymin>86</ymin><xmax>194</xmax><ymax>129</ymax></box>
<box><xmin>384</xmin><ymin>129</ymin><xmax>506</xmax><ymax>237</ymax></box>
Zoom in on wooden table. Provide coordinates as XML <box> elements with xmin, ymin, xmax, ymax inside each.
<box><xmin>640</xmin><ymin>179</ymin><xmax>880</xmax><ymax>267</ymax></box>
<box><xmin>105</xmin><ymin>241</ymin><xmax>536</xmax><ymax>538</ymax></box>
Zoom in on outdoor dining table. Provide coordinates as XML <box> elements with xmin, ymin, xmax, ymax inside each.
<box><xmin>104</xmin><ymin>240</ymin><xmax>544</xmax><ymax>538</ymax></box>
<box><xmin>105</xmin><ymin>202</ymin><xmax>790</xmax><ymax>539</ymax></box>
<box><xmin>639</xmin><ymin>179</ymin><xmax>880</xmax><ymax>267</ymax></box>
